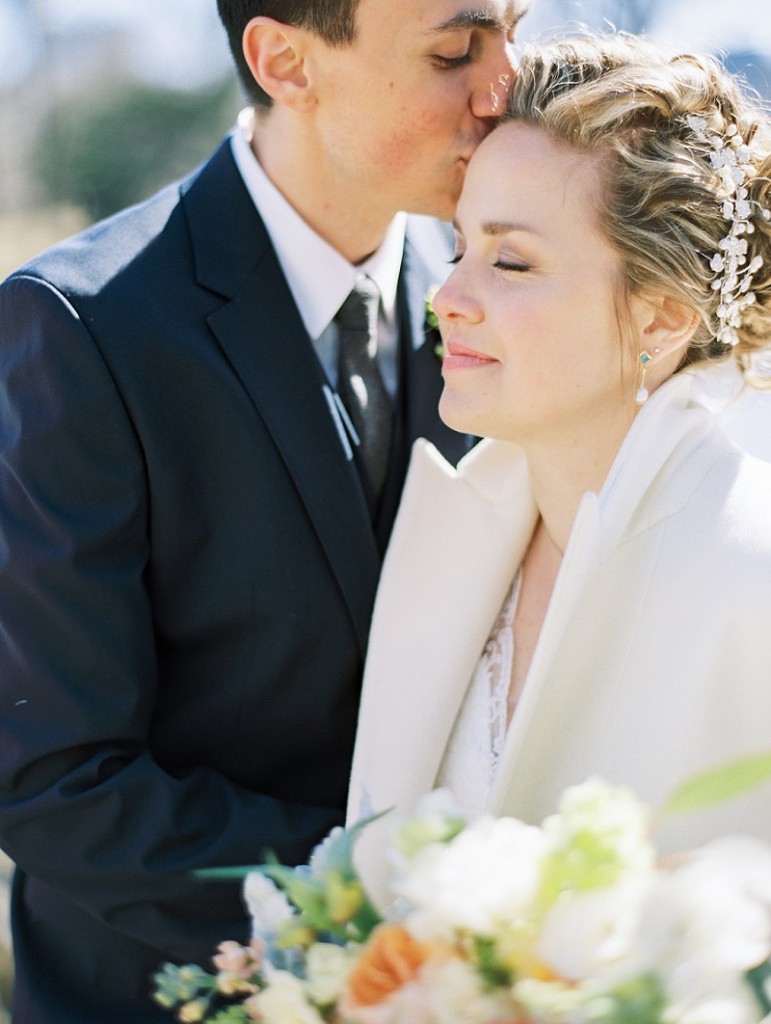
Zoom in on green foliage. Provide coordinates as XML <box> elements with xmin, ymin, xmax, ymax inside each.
<box><xmin>151</xmin><ymin>962</ymin><xmax>219</xmax><ymax>1019</ymax></box>
<box><xmin>538</xmin><ymin>827</ymin><xmax>632</xmax><ymax>907</ymax></box>
<box><xmin>589</xmin><ymin>974</ymin><xmax>667</xmax><ymax>1023</ymax></box>
<box><xmin>392</xmin><ymin>807</ymin><xmax>466</xmax><ymax>858</ymax></box>
<box><xmin>152</xmin><ymin>962</ymin><xmax>218</xmax><ymax>1010</ymax></box>
<box><xmin>472</xmin><ymin>936</ymin><xmax>513</xmax><ymax>990</ymax></box>
<box><xmin>209</xmin><ymin>1008</ymin><xmax>252</xmax><ymax>1024</ymax></box>
<box><xmin>35</xmin><ymin>77</ymin><xmax>238</xmax><ymax>222</ymax></box>
<box><xmin>747</xmin><ymin>960</ymin><xmax>771</xmax><ymax>1015</ymax></box>
<box><xmin>660</xmin><ymin>752</ymin><xmax>771</xmax><ymax>818</ymax></box>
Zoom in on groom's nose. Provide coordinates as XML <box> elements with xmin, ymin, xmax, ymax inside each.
<box><xmin>469</xmin><ymin>43</ymin><xmax>516</xmax><ymax>120</ymax></box>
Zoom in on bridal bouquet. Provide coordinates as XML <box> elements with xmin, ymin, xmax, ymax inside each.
<box><xmin>153</xmin><ymin>763</ymin><xmax>771</xmax><ymax>1024</ymax></box>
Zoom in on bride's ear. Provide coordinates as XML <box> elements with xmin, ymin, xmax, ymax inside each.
<box><xmin>242</xmin><ymin>17</ymin><xmax>316</xmax><ymax>112</ymax></box>
<box><xmin>636</xmin><ymin>294</ymin><xmax>700</xmax><ymax>363</ymax></box>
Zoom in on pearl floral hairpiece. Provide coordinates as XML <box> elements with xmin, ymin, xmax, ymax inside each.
<box><xmin>686</xmin><ymin>113</ymin><xmax>769</xmax><ymax>347</ymax></box>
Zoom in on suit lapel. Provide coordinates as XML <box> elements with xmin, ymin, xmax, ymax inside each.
<box><xmin>403</xmin><ymin>215</ymin><xmax>453</xmax><ymax>354</ymax></box>
<box><xmin>401</xmin><ymin>217</ymin><xmax>475</xmax><ymax>465</ymax></box>
<box><xmin>182</xmin><ymin>141</ymin><xmax>379</xmax><ymax>653</ymax></box>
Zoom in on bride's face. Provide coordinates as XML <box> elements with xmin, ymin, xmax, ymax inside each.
<box><xmin>434</xmin><ymin>120</ymin><xmax>644</xmax><ymax>445</ymax></box>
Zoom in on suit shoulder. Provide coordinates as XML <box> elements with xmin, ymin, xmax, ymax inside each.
<box><xmin>3</xmin><ymin>143</ymin><xmax>226</xmax><ymax>302</ymax></box>
<box><xmin>10</xmin><ymin>187</ymin><xmax>180</xmax><ymax>298</ymax></box>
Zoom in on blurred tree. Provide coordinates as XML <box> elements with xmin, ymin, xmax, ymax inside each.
<box><xmin>35</xmin><ymin>76</ymin><xmax>238</xmax><ymax>223</ymax></box>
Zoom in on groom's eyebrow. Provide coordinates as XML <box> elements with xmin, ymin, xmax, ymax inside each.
<box><xmin>428</xmin><ymin>1</ymin><xmax>530</xmax><ymax>35</ymax></box>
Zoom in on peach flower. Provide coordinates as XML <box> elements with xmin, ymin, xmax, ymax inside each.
<box><xmin>343</xmin><ymin>924</ymin><xmax>432</xmax><ymax>1010</ymax></box>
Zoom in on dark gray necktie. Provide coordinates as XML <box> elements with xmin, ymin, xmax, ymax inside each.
<box><xmin>335</xmin><ymin>276</ymin><xmax>392</xmax><ymax>498</ymax></box>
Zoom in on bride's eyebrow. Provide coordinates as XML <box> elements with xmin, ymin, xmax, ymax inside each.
<box><xmin>452</xmin><ymin>218</ymin><xmax>538</xmax><ymax>238</ymax></box>
<box><xmin>479</xmin><ymin>220</ymin><xmax>539</xmax><ymax>238</ymax></box>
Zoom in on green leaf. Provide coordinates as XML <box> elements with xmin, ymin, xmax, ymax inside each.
<box><xmin>193</xmin><ymin>866</ymin><xmax>263</xmax><ymax>881</ymax></box>
<box><xmin>747</xmin><ymin>960</ymin><xmax>771</xmax><ymax>1015</ymax></box>
<box><xmin>473</xmin><ymin>937</ymin><xmax>513</xmax><ymax>990</ymax></box>
<box><xmin>660</xmin><ymin>752</ymin><xmax>771</xmax><ymax>817</ymax></box>
<box><xmin>308</xmin><ymin>811</ymin><xmax>391</xmax><ymax>881</ymax></box>
<box><xmin>590</xmin><ymin>974</ymin><xmax>666</xmax><ymax>1023</ymax></box>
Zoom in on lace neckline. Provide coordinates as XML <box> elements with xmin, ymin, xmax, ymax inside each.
<box><xmin>435</xmin><ymin>572</ymin><xmax>522</xmax><ymax>819</ymax></box>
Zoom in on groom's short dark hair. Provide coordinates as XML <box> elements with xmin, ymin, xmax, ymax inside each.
<box><xmin>216</xmin><ymin>0</ymin><xmax>361</xmax><ymax>108</ymax></box>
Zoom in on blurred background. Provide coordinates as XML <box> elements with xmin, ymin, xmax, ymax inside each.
<box><xmin>0</xmin><ymin>0</ymin><xmax>769</xmax><ymax>282</ymax></box>
<box><xmin>0</xmin><ymin>0</ymin><xmax>769</xmax><ymax>1019</ymax></box>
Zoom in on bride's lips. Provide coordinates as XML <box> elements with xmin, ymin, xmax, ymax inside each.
<box><xmin>442</xmin><ymin>338</ymin><xmax>497</xmax><ymax>371</ymax></box>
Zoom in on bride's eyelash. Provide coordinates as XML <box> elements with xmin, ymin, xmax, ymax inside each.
<box><xmin>495</xmin><ymin>259</ymin><xmax>530</xmax><ymax>272</ymax></box>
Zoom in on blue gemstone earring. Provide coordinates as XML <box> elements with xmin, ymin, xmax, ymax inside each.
<box><xmin>635</xmin><ymin>350</ymin><xmax>652</xmax><ymax>405</ymax></box>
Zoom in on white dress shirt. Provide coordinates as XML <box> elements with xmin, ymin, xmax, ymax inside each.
<box><xmin>230</xmin><ymin>108</ymin><xmax>406</xmax><ymax>396</ymax></box>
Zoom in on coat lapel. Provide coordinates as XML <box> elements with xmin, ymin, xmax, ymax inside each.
<box><xmin>181</xmin><ymin>141</ymin><xmax>379</xmax><ymax>653</ymax></box>
<box><xmin>347</xmin><ymin>439</ymin><xmax>537</xmax><ymax>825</ymax></box>
<box><xmin>488</xmin><ymin>374</ymin><xmax>718</xmax><ymax>821</ymax></box>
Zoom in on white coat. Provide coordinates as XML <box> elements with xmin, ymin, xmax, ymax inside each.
<box><xmin>347</xmin><ymin>372</ymin><xmax>771</xmax><ymax>897</ymax></box>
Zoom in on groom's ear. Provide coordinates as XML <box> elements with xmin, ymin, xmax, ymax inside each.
<box><xmin>242</xmin><ymin>17</ymin><xmax>316</xmax><ymax>112</ymax></box>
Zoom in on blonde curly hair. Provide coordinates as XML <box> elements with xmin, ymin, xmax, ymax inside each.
<box><xmin>506</xmin><ymin>34</ymin><xmax>771</xmax><ymax>377</ymax></box>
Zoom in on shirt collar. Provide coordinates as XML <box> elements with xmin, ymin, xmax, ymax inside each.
<box><xmin>231</xmin><ymin>107</ymin><xmax>406</xmax><ymax>340</ymax></box>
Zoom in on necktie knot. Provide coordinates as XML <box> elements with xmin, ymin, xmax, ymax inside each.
<box><xmin>335</xmin><ymin>277</ymin><xmax>380</xmax><ymax>335</ymax></box>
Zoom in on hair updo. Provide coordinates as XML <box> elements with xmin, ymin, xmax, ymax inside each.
<box><xmin>506</xmin><ymin>34</ymin><xmax>771</xmax><ymax>377</ymax></box>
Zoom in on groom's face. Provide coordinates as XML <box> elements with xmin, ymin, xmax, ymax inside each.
<box><xmin>307</xmin><ymin>0</ymin><xmax>526</xmax><ymax>222</ymax></box>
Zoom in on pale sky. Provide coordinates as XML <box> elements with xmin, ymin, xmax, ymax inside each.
<box><xmin>1</xmin><ymin>0</ymin><xmax>769</xmax><ymax>89</ymax></box>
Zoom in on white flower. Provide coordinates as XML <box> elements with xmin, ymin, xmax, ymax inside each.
<box><xmin>250</xmin><ymin>969</ymin><xmax>326</xmax><ymax>1024</ymax></box>
<box><xmin>632</xmin><ymin>856</ymin><xmax>770</xmax><ymax>1010</ymax></box>
<box><xmin>364</xmin><ymin>957</ymin><xmax>518</xmax><ymax>1024</ymax></box>
<box><xmin>688</xmin><ymin>837</ymin><xmax>771</xmax><ymax>915</ymax></box>
<box><xmin>513</xmin><ymin>976</ymin><xmax>597</xmax><ymax>1020</ymax></box>
<box><xmin>390</xmin><ymin>789</ymin><xmax>468</xmax><ymax>863</ymax></box>
<box><xmin>420</xmin><ymin>957</ymin><xmax>519</xmax><ymax>1024</ymax></box>
<box><xmin>673</xmin><ymin>992</ymin><xmax>764</xmax><ymax>1024</ymax></box>
<box><xmin>536</xmin><ymin>878</ymin><xmax>650</xmax><ymax>982</ymax></box>
<box><xmin>546</xmin><ymin>777</ymin><xmax>650</xmax><ymax>845</ymax></box>
<box><xmin>686</xmin><ymin>115</ymin><xmax>709</xmax><ymax>141</ymax></box>
<box><xmin>396</xmin><ymin>815</ymin><xmax>546</xmax><ymax>939</ymax></box>
<box><xmin>243</xmin><ymin>871</ymin><xmax>294</xmax><ymax>939</ymax></box>
<box><xmin>304</xmin><ymin>942</ymin><xmax>355</xmax><ymax>1007</ymax></box>
<box><xmin>540</xmin><ymin>777</ymin><xmax>655</xmax><ymax>890</ymax></box>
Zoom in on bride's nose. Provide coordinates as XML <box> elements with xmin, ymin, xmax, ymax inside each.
<box><xmin>432</xmin><ymin>266</ymin><xmax>484</xmax><ymax>324</ymax></box>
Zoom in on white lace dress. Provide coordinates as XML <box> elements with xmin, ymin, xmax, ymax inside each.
<box><xmin>435</xmin><ymin>573</ymin><xmax>522</xmax><ymax>819</ymax></box>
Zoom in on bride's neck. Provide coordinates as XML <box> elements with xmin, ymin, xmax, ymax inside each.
<box><xmin>525</xmin><ymin>431</ymin><xmax>625</xmax><ymax>554</ymax></box>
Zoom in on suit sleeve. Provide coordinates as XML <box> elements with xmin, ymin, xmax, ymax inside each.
<box><xmin>0</xmin><ymin>274</ymin><xmax>341</xmax><ymax>960</ymax></box>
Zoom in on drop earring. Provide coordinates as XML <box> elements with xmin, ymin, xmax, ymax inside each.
<box><xmin>635</xmin><ymin>351</ymin><xmax>652</xmax><ymax>405</ymax></box>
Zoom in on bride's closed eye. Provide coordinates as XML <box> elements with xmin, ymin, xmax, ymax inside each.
<box><xmin>495</xmin><ymin>258</ymin><xmax>530</xmax><ymax>272</ymax></box>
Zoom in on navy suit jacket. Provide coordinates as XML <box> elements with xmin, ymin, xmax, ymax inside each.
<box><xmin>0</xmin><ymin>139</ymin><xmax>469</xmax><ymax>1022</ymax></box>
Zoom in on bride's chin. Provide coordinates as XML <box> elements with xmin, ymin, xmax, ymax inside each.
<box><xmin>438</xmin><ymin>392</ymin><xmax>479</xmax><ymax>436</ymax></box>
